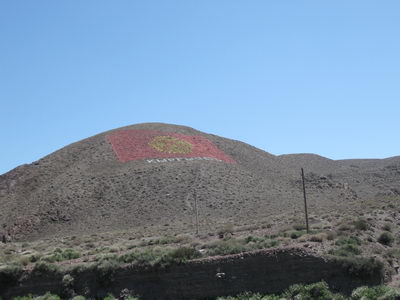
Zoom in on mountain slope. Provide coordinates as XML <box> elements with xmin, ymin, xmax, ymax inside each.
<box><xmin>0</xmin><ymin>123</ymin><xmax>399</xmax><ymax>241</ymax></box>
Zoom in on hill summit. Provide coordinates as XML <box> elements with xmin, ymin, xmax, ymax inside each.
<box><xmin>1</xmin><ymin>123</ymin><xmax>399</xmax><ymax>241</ymax></box>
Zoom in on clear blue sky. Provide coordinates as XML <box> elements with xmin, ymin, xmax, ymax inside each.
<box><xmin>1</xmin><ymin>1</ymin><xmax>400</xmax><ymax>174</ymax></box>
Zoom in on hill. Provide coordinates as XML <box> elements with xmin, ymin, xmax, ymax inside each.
<box><xmin>0</xmin><ymin>123</ymin><xmax>399</xmax><ymax>241</ymax></box>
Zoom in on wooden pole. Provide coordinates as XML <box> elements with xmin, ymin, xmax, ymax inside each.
<box><xmin>194</xmin><ymin>189</ymin><xmax>199</xmax><ymax>235</ymax></box>
<box><xmin>301</xmin><ymin>168</ymin><xmax>310</xmax><ymax>233</ymax></box>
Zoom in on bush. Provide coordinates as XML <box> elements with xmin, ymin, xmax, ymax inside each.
<box><xmin>118</xmin><ymin>249</ymin><xmax>162</xmax><ymax>266</ymax></box>
<box><xmin>283</xmin><ymin>281</ymin><xmax>344</xmax><ymax>300</ymax></box>
<box><xmin>334</xmin><ymin>257</ymin><xmax>384</xmax><ymax>280</ymax></box>
<box><xmin>0</xmin><ymin>264</ymin><xmax>23</xmax><ymax>286</ymax></box>
<box><xmin>245</xmin><ymin>236</ymin><xmax>263</xmax><ymax>244</ymax></box>
<box><xmin>14</xmin><ymin>293</ymin><xmax>61</xmax><ymax>300</ymax></box>
<box><xmin>290</xmin><ymin>231</ymin><xmax>305</xmax><ymax>239</ymax></box>
<box><xmin>32</xmin><ymin>262</ymin><xmax>61</xmax><ymax>276</ymax></box>
<box><xmin>309</xmin><ymin>233</ymin><xmax>327</xmax><ymax>242</ymax></box>
<box><xmin>42</xmin><ymin>248</ymin><xmax>80</xmax><ymax>263</ymax></box>
<box><xmin>35</xmin><ymin>293</ymin><xmax>61</xmax><ymax>300</ymax></box>
<box><xmin>293</xmin><ymin>223</ymin><xmax>307</xmax><ymax>231</ymax></box>
<box><xmin>159</xmin><ymin>247</ymin><xmax>201</xmax><ymax>268</ymax></box>
<box><xmin>382</xmin><ymin>223</ymin><xmax>392</xmax><ymax>232</ymax></box>
<box><xmin>386</xmin><ymin>249</ymin><xmax>400</xmax><ymax>258</ymax></box>
<box><xmin>378</xmin><ymin>232</ymin><xmax>394</xmax><ymax>246</ymax></box>
<box><xmin>335</xmin><ymin>236</ymin><xmax>361</xmax><ymax>246</ymax></box>
<box><xmin>96</xmin><ymin>259</ymin><xmax>120</xmax><ymax>286</ymax></box>
<box><xmin>330</xmin><ymin>236</ymin><xmax>362</xmax><ymax>257</ymax></box>
<box><xmin>62</xmin><ymin>274</ymin><xmax>74</xmax><ymax>287</ymax></box>
<box><xmin>167</xmin><ymin>247</ymin><xmax>201</xmax><ymax>262</ymax></box>
<box><xmin>207</xmin><ymin>240</ymin><xmax>247</xmax><ymax>256</ymax></box>
<box><xmin>13</xmin><ymin>296</ymin><xmax>36</xmax><ymax>300</ymax></box>
<box><xmin>326</xmin><ymin>231</ymin><xmax>337</xmax><ymax>241</ymax></box>
<box><xmin>353</xmin><ymin>219</ymin><xmax>369</xmax><ymax>231</ymax></box>
<box><xmin>103</xmin><ymin>294</ymin><xmax>117</xmax><ymax>300</ymax></box>
<box><xmin>338</xmin><ymin>223</ymin><xmax>353</xmax><ymax>231</ymax></box>
<box><xmin>329</xmin><ymin>244</ymin><xmax>362</xmax><ymax>257</ymax></box>
<box><xmin>351</xmin><ymin>285</ymin><xmax>400</xmax><ymax>299</ymax></box>
<box><xmin>217</xmin><ymin>224</ymin><xmax>234</xmax><ymax>238</ymax></box>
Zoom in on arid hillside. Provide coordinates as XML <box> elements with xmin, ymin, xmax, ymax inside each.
<box><xmin>1</xmin><ymin>123</ymin><xmax>399</xmax><ymax>241</ymax></box>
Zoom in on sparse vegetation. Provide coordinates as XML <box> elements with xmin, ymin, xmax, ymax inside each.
<box><xmin>32</xmin><ymin>261</ymin><xmax>61</xmax><ymax>276</ymax></box>
<box><xmin>329</xmin><ymin>244</ymin><xmax>362</xmax><ymax>257</ymax></box>
<box><xmin>293</xmin><ymin>223</ymin><xmax>307</xmax><ymax>231</ymax></box>
<box><xmin>333</xmin><ymin>256</ymin><xmax>385</xmax><ymax>280</ymax></box>
<box><xmin>0</xmin><ymin>264</ymin><xmax>23</xmax><ymax>286</ymax></box>
<box><xmin>12</xmin><ymin>281</ymin><xmax>400</xmax><ymax>300</ymax></box>
<box><xmin>382</xmin><ymin>223</ymin><xmax>392</xmax><ymax>232</ymax></box>
<box><xmin>351</xmin><ymin>285</ymin><xmax>400</xmax><ymax>299</ymax></box>
<box><xmin>353</xmin><ymin>218</ymin><xmax>369</xmax><ymax>231</ymax></box>
<box><xmin>216</xmin><ymin>282</ymin><xmax>400</xmax><ymax>300</ymax></box>
<box><xmin>328</xmin><ymin>236</ymin><xmax>363</xmax><ymax>257</ymax></box>
<box><xmin>206</xmin><ymin>236</ymin><xmax>279</xmax><ymax>256</ymax></box>
<box><xmin>217</xmin><ymin>224</ymin><xmax>235</xmax><ymax>238</ymax></box>
<box><xmin>41</xmin><ymin>248</ymin><xmax>80</xmax><ymax>263</ymax></box>
<box><xmin>378</xmin><ymin>232</ymin><xmax>394</xmax><ymax>246</ymax></box>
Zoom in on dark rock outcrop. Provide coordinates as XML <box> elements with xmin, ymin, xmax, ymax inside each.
<box><xmin>0</xmin><ymin>248</ymin><xmax>384</xmax><ymax>300</ymax></box>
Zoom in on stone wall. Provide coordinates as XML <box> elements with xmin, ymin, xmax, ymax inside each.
<box><xmin>0</xmin><ymin>248</ymin><xmax>383</xmax><ymax>300</ymax></box>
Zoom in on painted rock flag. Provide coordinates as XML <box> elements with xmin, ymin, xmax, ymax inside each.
<box><xmin>107</xmin><ymin>130</ymin><xmax>235</xmax><ymax>163</ymax></box>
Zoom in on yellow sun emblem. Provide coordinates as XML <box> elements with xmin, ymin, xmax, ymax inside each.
<box><xmin>149</xmin><ymin>136</ymin><xmax>193</xmax><ymax>154</ymax></box>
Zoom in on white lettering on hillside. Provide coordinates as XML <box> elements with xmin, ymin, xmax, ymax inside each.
<box><xmin>146</xmin><ymin>157</ymin><xmax>223</xmax><ymax>164</ymax></box>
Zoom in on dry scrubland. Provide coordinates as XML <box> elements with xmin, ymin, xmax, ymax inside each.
<box><xmin>1</xmin><ymin>123</ymin><xmax>400</xmax><ymax>298</ymax></box>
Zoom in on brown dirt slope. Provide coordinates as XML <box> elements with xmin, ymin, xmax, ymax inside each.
<box><xmin>0</xmin><ymin>123</ymin><xmax>399</xmax><ymax>241</ymax></box>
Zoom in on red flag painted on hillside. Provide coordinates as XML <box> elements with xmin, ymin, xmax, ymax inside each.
<box><xmin>107</xmin><ymin>130</ymin><xmax>235</xmax><ymax>163</ymax></box>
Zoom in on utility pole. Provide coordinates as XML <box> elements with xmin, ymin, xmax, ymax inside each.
<box><xmin>194</xmin><ymin>189</ymin><xmax>199</xmax><ymax>236</ymax></box>
<box><xmin>301</xmin><ymin>168</ymin><xmax>310</xmax><ymax>233</ymax></box>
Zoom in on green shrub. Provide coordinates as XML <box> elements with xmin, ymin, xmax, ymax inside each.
<box><xmin>158</xmin><ymin>247</ymin><xmax>201</xmax><ymax>268</ymax></box>
<box><xmin>167</xmin><ymin>247</ymin><xmax>201</xmax><ymax>261</ymax></box>
<box><xmin>283</xmin><ymin>281</ymin><xmax>345</xmax><ymax>300</ymax></box>
<box><xmin>338</xmin><ymin>223</ymin><xmax>352</xmax><ymax>231</ymax></box>
<box><xmin>118</xmin><ymin>249</ymin><xmax>162</xmax><ymax>266</ymax></box>
<box><xmin>96</xmin><ymin>259</ymin><xmax>119</xmax><ymax>286</ymax></box>
<box><xmin>42</xmin><ymin>248</ymin><xmax>80</xmax><ymax>263</ymax></box>
<box><xmin>217</xmin><ymin>223</ymin><xmax>234</xmax><ymax>238</ymax></box>
<box><xmin>35</xmin><ymin>292</ymin><xmax>61</xmax><ymax>300</ymax></box>
<box><xmin>378</xmin><ymin>232</ymin><xmax>394</xmax><ymax>246</ymax></box>
<box><xmin>253</xmin><ymin>239</ymin><xmax>279</xmax><ymax>250</ymax></box>
<box><xmin>0</xmin><ymin>264</ymin><xmax>23</xmax><ymax>286</ymax></box>
<box><xmin>103</xmin><ymin>294</ymin><xmax>117</xmax><ymax>300</ymax></box>
<box><xmin>14</xmin><ymin>293</ymin><xmax>61</xmax><ymax>300</ymax></box>
<box><xmin>335</xmin><ymin>257</ymin><xmax>384</xmax><ymax>280</ymax></box>
<box><xmin>71</xmin><ymin>297</ymin><xmax>86</xmax><ymax>300</ymax></box>
<box><xmin>335</xmin><ymin>236</ymin><xmax>361</xmax><ymax>246</ymax></box>
<box><xmin>29</xmin><ymin>254</ymin><xmax>41</xmax><ymax>263</ymax></box>
<box><xmin>217</xmin><ymin>292</ymin><xmax>280</xmax><ymax>299</ymax></box>
<box><xmin>293</xmin><ymin>223</ymin><xmax>307</xmax><ymax>231</ymax></box>
<box><xmin>330</xmin><ymin>236</ymin><xmax>363</xmax><ymax>257</ymax></box>
<box><xmin>62</xmin><ymin>274</ymin><xmax>74</xmax><ymax>287</ymax></box>
<box><xmin>33</xmin><ymin>262</ymin><xmax>61</xmax><ymax>276</ymax></box>
<box><xmin>382</xmin><ymin>223</ymin><xmax>392</xmax><ymax>232</ymax></box>
<box><xmin>351</xmin><ymin>285</ymin><xmax>400</xmax><ymax>299</ymax></box>
<box><xmin>353</xmin><ymin>219</ymin><xmax>369</xmax><ymax>231</ymax></box>
<box><xmin>207</xmin><ymin>240</ymin><xmax>247</xmax><ymax>256</ymax></box>
<box><xmin>386</xmin><ymin>249</ymin><xmax>400</xmax><ymax>258</ymax></box>
<box><xmin>329</xmin><ymin>244</ymin><xmax>362</xmax><ymax>257</ymax></box>
<box><xmin>13</xmin><ymin>296</ymin><xmax>35</xmax><ymax>300</ymax></box>
<box><xmin>290</xmin><ymin>231</ymin><xmax>305</xmax><ymax>239</ymax></box>
<box><xmin>244</xmin><ymin>236</ymin><xmax>263</xmax><ymax>244</ymax></box>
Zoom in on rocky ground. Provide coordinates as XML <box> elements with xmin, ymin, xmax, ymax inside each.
<box><xmin>0</xmin><ymin>123</ymin><xmax>399</xmax><ymax>242</ymax></box>
<box><xmin>1</xmin><ymin>123</ymin><xmax>400</xmax><ymax>293</ymax></box>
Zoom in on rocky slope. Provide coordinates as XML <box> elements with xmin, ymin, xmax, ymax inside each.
<box><xmin>0</xmin><ymin>123</ymin><xmax>399</xmax><ymax>241</ymax></box>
